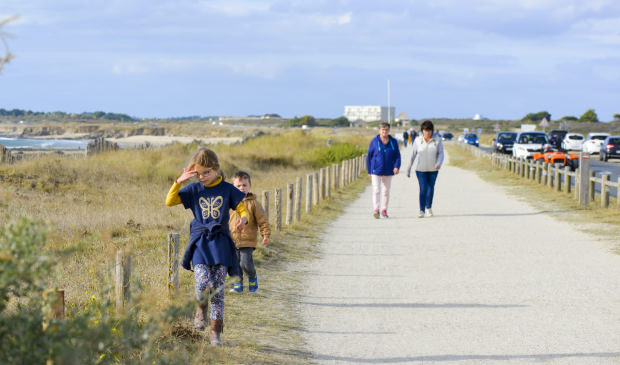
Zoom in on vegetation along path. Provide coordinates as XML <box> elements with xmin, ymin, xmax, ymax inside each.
<box><xmin>299</xmin><ymin>146</ymin><xmax>620</xmax><ymax>365</ymax></box>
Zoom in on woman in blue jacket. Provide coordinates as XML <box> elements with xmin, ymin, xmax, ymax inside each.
<box><xmin>366</xmin><ymin>122</ymin><xmax>401</xmax><ymax>218</ymax></box>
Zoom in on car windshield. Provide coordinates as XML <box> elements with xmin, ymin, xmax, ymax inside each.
<box><xmin>444</xmin><ymin>133</ymin><xmax>453</xmax><ymax>137</ymax></box>
<box><xmin>592</xmin><ymin>135</ymin><xmax>608</xmax><ymax>140</ymax></box>
<box><xmin>568</xmin><ymin>135</ymin><xmax>583</xmax><ymax>140</ymax></box>
<box><xmin>466</xmin><ymin>133</ymin><xmax>478</xmax><ymax>139</ymax></box>
<box><xmin>609</xmin><ymin>138</ymin><xmax>620</xmax><ymax>145</ymax></box>
<box><xmin>497</xmin><ymin>133</ymin><xmax>516</xmax><ymax>141</ymax></box>
<box><xmin>518</xmin><ymin>134</ymin><xmax>547</xmax><ymax>144</ymax></box>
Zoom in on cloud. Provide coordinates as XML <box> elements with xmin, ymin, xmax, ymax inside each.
<box><xmin>195</xmin><ymin>0</ymin><xmax>271</xmax><ymax>17</ymax></box>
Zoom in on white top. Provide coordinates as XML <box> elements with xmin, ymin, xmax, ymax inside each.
<box><xmin>406</xmin><ymin>136</ymin><xmax>445</xmax><ymax>173</ymax></box>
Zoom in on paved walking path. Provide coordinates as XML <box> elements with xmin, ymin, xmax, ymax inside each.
<box><xmin>300</xmin><ymin>147</ymin><xmax>620</xmax><ymax>365</ymax></box>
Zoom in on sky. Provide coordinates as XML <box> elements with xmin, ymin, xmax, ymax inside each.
<box><xmin>1</xmin><ymin>0</ymin><xmax>620</xmax><ymax>120</ymax></box>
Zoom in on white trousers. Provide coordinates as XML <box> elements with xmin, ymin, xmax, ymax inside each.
<box><xmin>371</xmin><ymin>175</ymin><xmax>392</xmax><ymax>212</ymax></box>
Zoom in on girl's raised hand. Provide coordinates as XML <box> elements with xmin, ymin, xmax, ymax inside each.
<box><xmin>176</xmin><ymin>168</ymin><xmax>197</xmax><ymax>184</ymax></box>
<box><xmin>261</xmin><ymin>237</ymin><xmax>269</xmax><ymax>245</ymax></box>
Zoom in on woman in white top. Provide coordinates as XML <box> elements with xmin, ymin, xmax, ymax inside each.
<box><xmin>405</xmin><ymin>120</ymin><xmax>444</xmax><ymax>218</ymax></box>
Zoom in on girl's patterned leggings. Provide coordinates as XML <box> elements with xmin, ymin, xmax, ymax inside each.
<box><xmin>194</xmin><ymin>264</ymin><xmax>227</xmax><ymax>321</ymax></box>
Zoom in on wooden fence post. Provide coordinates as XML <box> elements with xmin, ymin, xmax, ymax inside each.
<box><xmin>554</xmin><ymin>164</ymin><xmax>562</xmax><ymax>191</ymax></box>
<box><xmin>574</xmin><ymin>168</ymin><xmax>580</xmax><ymax>200</ymax></box>
<box><xmin>115</xmin><ymin>249</ymin><xmax>131</xmax><ymax>312</ymax></box>
<box><xmin>589</xmin><ymin>171</ymin><xmax>596</xmax><ymax>202</ymax></box>
<box><xmin>274</xmin><ymin>188</ymin><xmax>282</xmax><ymax>231</ymax></box>
<box><xmin>305</xmin><ymin>174</ymin><xmax>313</xmax><ymax>213</ymax></box>
<box><xmin>313</xmin><ymin>172</ymin><xmax>319</xmax><ymax>205</ymax></box>
<box><xmin>286</xmin><ymin>183</ymin><xmax>294</xmax><ymax>225</ymax></box>
<box><xmin>168</xmin><ymin>233</ymin><xmax>180</xmax><ymax>295</ymax></box>
<box><xmin>579</xmin><ymin>155</ymin><xmax>590</xmax><ymax>206</ymax></box>
<box><xmin>326</xmin><ymin>165</ymin><xmax>332</xmax><ymax>198</ymax></box>
<box><xmin>262</xmin><ymin>190</ymin><xmax>270</xmax><ymax>223</ymax></box>
<box><xmin>601</xmin><ymin>173</ymin><xmax>610</xmax><ymax>208</ymax></box>
<box><xmin>319</xmin><ymin>168</ymin><xmax>325</xmax><ymax>201</ymax></box>
<box><xmin>333</xmin><ymin>163</ymin><xmax>339</xmax><ymax>189</ymax></box>
<box><xmin>45</xmin><ymin>289</ymin><xmax>65</xmax><ymax>320</ymax></box>
<box><xmin>295</xmin><ymin>177</ymin><xmax>302</xmax><ymax>222</ymax></box>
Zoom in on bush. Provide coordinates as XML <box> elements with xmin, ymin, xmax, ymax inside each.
<box><xmin>579</xmin><ymin>109</ymin><xmax>599</xmax><ymax>123</ymax></box>
<box><xmin>0</xmin><ymin>218</ymin><xmax>190</xmax><ymax>365</ymax></box>
<box><xmin>306</xmin><ymin>143</ymin><xmax>364</xmax><ymax>168</ymax></box>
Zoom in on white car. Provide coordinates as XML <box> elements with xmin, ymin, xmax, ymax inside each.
<box><xmin>582</xmin><ymin>133</ymin><xmax>610</xmax><ymax>154</ymax></box>
<box><xmin>561</xmin><ymin>133</ymin><xmax>584</xmax><ymax>151</ymax></box>
<box><xmin>512</xmin><ymin>132</ymin><xmax>549</xmax><ymax>159</ymax></box>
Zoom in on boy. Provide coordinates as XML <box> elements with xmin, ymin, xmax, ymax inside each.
<box><xmin>228</xmin><ymin>171</ymin><xmax>271</xmax><ymax>293</ymax></box>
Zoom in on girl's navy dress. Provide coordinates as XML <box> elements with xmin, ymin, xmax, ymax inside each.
<box><xmin>178</xmin><ymin>180</ymin><xmax>245</xmax><ymax>276</ymax></box>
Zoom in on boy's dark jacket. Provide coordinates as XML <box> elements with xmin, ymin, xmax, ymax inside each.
<box><xmin>366</xmin><ymin>135</ymin><xmax>401</xmax><ymax>176</ymax></box>
<box><xmin>229</xmin><ymin>192</ymin><xmax>271</xmax><ymax>248</ymax></box>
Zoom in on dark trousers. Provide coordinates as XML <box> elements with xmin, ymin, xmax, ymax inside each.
<box><xmin>415</xmin><ymin>171</ymin><xmax>439</xmax><ymax>211</ymax></box>
<box><xmin>236</xmin><ymin>247</ymin><xmax>256</xmax><ymax>284</ymax></box>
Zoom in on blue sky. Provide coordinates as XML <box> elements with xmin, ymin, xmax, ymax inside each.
<box><xmin>1</xmin><ymin>0</ymin><xmax>620</xmax><ymax>120</ymax></box>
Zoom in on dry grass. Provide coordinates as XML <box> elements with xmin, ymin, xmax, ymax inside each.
<box><xmin>0</xmin><ymin>127</ymin><xmax>374</xmax><ymax>363</ymax></box>
<box><xmin>445</xmin><ymin>143</ymin><xmax>620</xmax><ymax>245</ymax></box>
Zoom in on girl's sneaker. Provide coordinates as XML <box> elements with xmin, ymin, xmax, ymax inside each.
<box><xmin>248</xmin><ymin>277</ymin><xmax>258</xmax><ymax>293</ymax></box>
<box><xmin>373</xmin><ymin>210</ymin><xmax>380</xmax><ymax>219</ymax></box>
<box><xmin>381</xmin><ymin>210</ymin><xmax>388</xmax><ymax>218</ymax></box>
<box><xmin>425</xmin><ymin>208</ymin><xmax>433</xmax><ymax>217</ymax></box>
<box><xmin>417</xmin><ymin>211</ymin><xmax>425</xmax><ymax>218</ymax></box>
<box><xmin>230</xmin><ymin>283</ymin><xmax>243</xmax><ymax>293</ymax></box>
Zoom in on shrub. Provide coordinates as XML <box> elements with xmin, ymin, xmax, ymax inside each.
<box><xmin>0</xmin><ymin>218</ymin><xmax>190</xmax><ymax>365</ymax></box>
<box><xmin>305</xmin><ymin>143</ymin><xmax>364</xmax><ymax>168</ymax></box>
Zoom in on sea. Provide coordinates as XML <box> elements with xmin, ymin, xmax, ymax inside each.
<box><xmin>0</xmin><ymin>137</ymin><xmax>88</xmax><ymax>150</ymax></box>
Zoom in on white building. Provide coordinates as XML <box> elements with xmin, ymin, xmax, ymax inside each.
<box><xmin>344</xmin><ymin>105</ymin><xmax>395</xmax><ymax>123</ymax></box>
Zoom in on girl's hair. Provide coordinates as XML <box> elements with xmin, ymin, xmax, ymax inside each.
<box><xmin>189</xmin><ymin>148</ymin><xmax>220</xmax><ymax>172</ymax></box>
<box><xmin>420</xmin><ymin>120</ymin><xmax>434</xmax><ymax>132</ymax></box>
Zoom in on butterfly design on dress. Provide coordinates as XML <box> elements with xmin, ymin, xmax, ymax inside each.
<box><xmin>199</xmin><ymin>196</ymin><xmax>223</xmax><ymax>219</ymax></box>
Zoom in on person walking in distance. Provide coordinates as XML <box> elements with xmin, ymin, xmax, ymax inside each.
<box><xmin>366</xmin><ymin>122</ymin><xmax>401</xmax><ymax>219</ymax></box>
<box><xmin>403</xmin><ymin>130</ymin><xmax>409</xmax><ymax>148</ymax></box>
<box><xmin>228</xmin><ymin>171</ymin><xmax>271</xmax><ymax>294</ymax></box>
<box><xmin>165</xmin><ymin>148</ymin><xmax>249</xmax><ymax>346</ymax></box>
<box><xmin>406</xmin><ymin>120</ymin><xmax>444</xmax><ymax>218</ymax></box>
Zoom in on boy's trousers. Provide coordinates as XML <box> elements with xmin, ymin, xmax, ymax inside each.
<box><xmin>237</xmin><ymin>247</ymin><xmax>257</xmax><ymax>283</ymax></box>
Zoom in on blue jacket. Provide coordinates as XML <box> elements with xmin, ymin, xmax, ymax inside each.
<box><xmin>366</xmin><ymin>135</ymin><xmax>401</xmax><ymax>176</ymax></box>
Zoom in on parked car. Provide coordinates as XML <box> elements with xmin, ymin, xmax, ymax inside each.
<box><xmin>512</xmin><ymin>132</ymin><xmax>549</xmax><ymax>159</ymax></box>
<box><xmin>441</xmin><ymin>132</ymin><xmax>454</xmax><ymax>141</ymax></box>
<box><xmin>582</xmin><ymin>133</ymin><xmax>610</xmax><ymax>154</ymax></box>
<box><xmin>561</xmin><ymin>133</ymin><xmax>584</xmax><ymax>151</ymax></box>
<box><xmin>532</xmin><ymin>151</ymin><xmax>579</xmax><ymax>170</ymax></box>
<box><xmin>464</xmin><ymin>133</ymin><xmax>479</xmax><ymax>147</ymax></box>
<box><xmin>547</xmin><ymin>129</ymin><xmax>568</xmax><ymax>150</ymax></box>
<box><xmin>492</xmin><ymin>132</ymin><xmax>517</xmax><ymax>154</ymax></box>
<box><xmin>599</xmin><ymin>136</ymin><xmax>620</xmax><ymax>161</ymax></box>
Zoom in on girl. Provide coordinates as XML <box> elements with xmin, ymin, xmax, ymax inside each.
<box><xmin>166</xmin><ymin>148</ymin><xmax>248</xmax><ymax>346</ymax></box>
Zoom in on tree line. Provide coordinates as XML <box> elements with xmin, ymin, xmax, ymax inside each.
<box><xmin>0</xmin><ymin>108</ymin><xmax>136</xmax><ymax>122</ymax></box>
<box><xmin>521</xmin><ymin>109</ymin><xmax>619</xmax><ymax>123</ymax></box>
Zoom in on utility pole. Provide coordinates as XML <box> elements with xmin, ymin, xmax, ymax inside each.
<box><xmin>387</xmin><ymin>79</ymin><xmax>391</xmax><ymax>125</ymax></box>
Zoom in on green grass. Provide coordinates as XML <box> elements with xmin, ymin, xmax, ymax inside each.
<box><xmin>445</xmin><ymin>143</ymin><xmax>620</xmax><ymax>243</ymax></box>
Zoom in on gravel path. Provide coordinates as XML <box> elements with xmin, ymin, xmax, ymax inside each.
<box><xmin>300</xmin><ymin>148</ymin><xmax>620</xmax><ymax>365</ymax></box>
